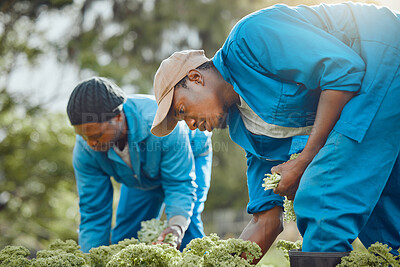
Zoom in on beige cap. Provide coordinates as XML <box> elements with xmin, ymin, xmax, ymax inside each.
<box><xmin>151</xmin><ymin>50</ymin><xmax>209</xmax><ymax>137</ymax></box>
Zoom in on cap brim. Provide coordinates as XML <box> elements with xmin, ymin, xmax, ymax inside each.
<box><xmin>151</xmin><ymin>88</ymin><xmax>178</xmax><ymax>137</ymax></box>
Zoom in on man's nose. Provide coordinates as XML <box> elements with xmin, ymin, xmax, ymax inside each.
<box><xmin>185</xmin><ymin>118</ymin><xmax>197</xmax><ymax>130</ymax></box>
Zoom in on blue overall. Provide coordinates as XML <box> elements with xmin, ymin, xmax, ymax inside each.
<box><xmin>213</xmin><ymin>3</ymin><xmax>400</xmax><ymax>253</ymax></box>
<box><xmin>72</xmin><ymin>95</ymin><xmax>212</xmax><ymax>252</ymax></box>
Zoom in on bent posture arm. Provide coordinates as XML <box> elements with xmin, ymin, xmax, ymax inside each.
<box><xmin>73</xmin><ymin>136</ymin><xmax>114</xmax><ymax>252</ymax></box>
<box><xmin>273</xmin><ymin>89</ymin><xmax>355</xmax><ymax>198</ymax></box>
<box><xmin>239</xmin><ymin>206</ymin><xmax>283</xmax><ymax>264</ymax></box>
<box><xmin>157</xmin><ymin>125</ymin><xmax>197</xmax><ymax>248</ymax></box>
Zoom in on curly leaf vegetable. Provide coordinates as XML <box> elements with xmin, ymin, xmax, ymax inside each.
<box><xmin>106</xmin><ymin>243</ymin><xmax>181</xmax><ymax>267</ymax></box>
<box><xmin>137</xmin><ymin>218</ymin><xmax>177</xmax><ymax>247</ymax></box>
<box><xmin>89</xmin><ymin>238</ymin><xmax>139</xmax><ymax>266</ymax></box>
<box><xmin>163</xmin><ymin>233</ymin><xmax>178</xmax><ymax>247</ymax></box>
<box><xmin>182</xmin><ymin>233</ymin><xmax>262</xmax><ymax>266</ymax></box>
<box><xmin>337</xmin><ymin>242</ymin><xmax>400</xmax><ymax>267</ymax></box>
<box><xmin>276</xmin><ymin>240</ymin><xmax>400</xmax><ymax>267</ymax></box>
<box><xmin>0</xmin><ymin>233</ymin><xmax>262</xmax><ymax>266</ymax></box>
<box><xmin>276</xmin><ymin>239</ymin><xmax>302</xmax><ymax>261</ymax></box>
<box><xmin>0</xmin><ymin>245</ymin><xmax>32</xmax><ymax>267</ymax></box>
<box><xmin>137</xmin><ymin>218</ymin><xmax>167</xmax><ymax>245</ymax></box>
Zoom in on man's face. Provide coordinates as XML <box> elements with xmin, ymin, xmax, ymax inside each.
<box><xmin>170</xmin><ymin>74</ymin><xmax>229</xmax><ymax>132</ymax></box>
<box><xmin>74</xmin><ymin>115</ymin><xmax>125</xmax><ymax>152</ymax></box>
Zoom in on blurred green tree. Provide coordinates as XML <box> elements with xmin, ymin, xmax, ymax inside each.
<box><xmin>0</xmin><ymin>0</ymin><xmax>77</xmax><ymax>253</ymax></box>
<box><xmin>67</xmin><ymin>0</ymin><xmax>269</xmax><ymax>92</ymax></box>
<box><xmin>0</xmin><ymin>0</ymin><xmax>73</xmax><ymax>77</ymax></box>
<box><xmin>0</xmin><ymin>89</ymin><xmax>78</xmax><ymax>252</ymax></box>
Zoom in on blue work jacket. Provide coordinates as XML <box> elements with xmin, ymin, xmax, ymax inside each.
<box><xmin>72</xmin><ymin>95</ymin><xmax>212</xmax><ymax>247</ymax></box>
<box><xmin>213</xmin><ymin>2</ymin><xmax>400</xmax><ymax>144</ymax></box>
<box><xmin>212</xmin><ymin>2</ymin><xmax>400</xmax><ymax>213</ymax></box>
<box><xmin>226</xmin><ymin>105</ymin><xmax>307</xmax><ymax>213</ymax></box>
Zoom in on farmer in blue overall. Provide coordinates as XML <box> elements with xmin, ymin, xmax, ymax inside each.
<box><xmin>67</xmin><ymin>77</ymin><xmax>212</xmax><ymax>253</ymax></box>
<box><xmin>150</xmin><ymin>3</ymin><xmax>400</xmax><ymax>265</ymax></box>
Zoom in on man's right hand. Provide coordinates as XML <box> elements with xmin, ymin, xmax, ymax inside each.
<box><xmin>154</xmin><ymin>225</ymin><xmax>184</xmax><ymax>249</ymax></box>
<box><xmin>239</xmin><ymin>206</ymin><xmax>284</xmax><ymax>264</ymax></box>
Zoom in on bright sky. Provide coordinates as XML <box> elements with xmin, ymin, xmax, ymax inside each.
<box><xmin>5</xmin><ymin>0</ymin><xmax>400</xmax><ymax>113</ymax></box>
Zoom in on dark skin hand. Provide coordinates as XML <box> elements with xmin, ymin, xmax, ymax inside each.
<box><xmin>154</xmin><ymin>225</ymin><xmax>183</xmax><ymax>249</ymax></box>
<box><xmin>272</xmin><ymin>89</ymin><xmax>355</xmax><ymax>200</ymax></box>
<box><xmin>239</xmin><ymin>206</ymin><xmax>284</xmax><ymax>264</ymax></box>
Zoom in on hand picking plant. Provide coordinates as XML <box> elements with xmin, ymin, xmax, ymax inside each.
<box><xmin>137</xmin><ymin>218</ymin><xmax>177</xmax><ymax>246</ymax></box>
<box><xmin>262</xmin><ymin>153</ymin><xmax>299</xmax><ymax>222</ymax></box>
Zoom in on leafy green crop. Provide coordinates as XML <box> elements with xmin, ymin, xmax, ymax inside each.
<box><xmin>88</xmin><ymin>238</ymin><xmax>139</xmax><ymax>267</ymax></box>
<box><xmin>0</xmin><ymin>230</ymin><xmax>262</xmax><ymax>266</ymax></box>
<box><xmin>262</xmin><ymin>153</ymin><xmax>299</xmax><ymax>222</ymax></box>
<box><xmin>276</xmin><ymin>239</ymin><xmax>302</xmax><ymax>261</ymax></box>
<box><xmin>137</xmin><ymin>218</ymin><xmax>177</xmax><ymax>247</ymax></box>
<box><xmin>106</xmin><ymin>243</ymin><xmax>181</xmax><ymax>267</ymax></box>
<box><xmin>183</xmin><ymin>233</ymin><xmax>262</xmax><ymax>266</ymax></box>
<box><xmin>0</xmin><ymin>245</ymin><xmax>32</xmax><ymax>266</ymax></box>
<box><xmin>337</xmin><ymin>242</ymin><xmax>400</xmax><ymax>267</ymax></box>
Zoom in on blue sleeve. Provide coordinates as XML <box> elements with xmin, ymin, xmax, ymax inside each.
<box><xmin>160</xmin><ymin>123</ymin><xmax>197</xmax><ymax>220</ymax></box>
<box><xmin>246</xmin><ymin>151</ymin><xmax>284</xmax><ymax>214</ymax></box>
<box><xmin>193</xmin><ymin>138</ymin><xmax>213</xmax><ymax>205</ymax></box>
<box><xmin>72</xmin><ymin>137</ymin><xmax>113</xmax><ymax>252</ymax></box>
<box><xmin>227</xmin><ymin>8</ymin><xmax>365</xmax><ymax>92</ymax></box>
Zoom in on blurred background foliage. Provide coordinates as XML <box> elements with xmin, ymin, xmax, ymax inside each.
<box><xmin>0</xmin><ymin>0</ymin><xmax>381</xmax><ymax>254</ymax></box>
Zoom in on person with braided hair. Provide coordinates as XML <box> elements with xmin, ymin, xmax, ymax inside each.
<box><xmin>67</xmin><ymin>77</ymin><xmax>212</xmax><ymax>253</ymax></box>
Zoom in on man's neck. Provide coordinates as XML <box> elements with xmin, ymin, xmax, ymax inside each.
<box><xmin>115</xmin><ymin>136</ymin><xmax>127</xmax><ymax>151</ymax></box>
<box><xmin>223</xmin><ymin>83</ymin><xmax>240</xmax><ymax>108</ymax></box>
<box><xmin>115</xmin><ymin>118</ymin><xmax>128</xmax><ymax>150</ymax></box>
<box><xmin>213</xmin><ymin>68</ymin><xmax>239</xmax><ymax>108</ymax></box>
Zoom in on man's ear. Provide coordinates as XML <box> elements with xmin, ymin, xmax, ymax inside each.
<box><xmin>187</xmin><ymin>69</ymin><xmax>204</xmax><ymax>85</ymax></box>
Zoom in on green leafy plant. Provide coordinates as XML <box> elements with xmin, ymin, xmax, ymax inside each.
<box><xmin>0</xmin><ymin>232</ymin><xmax>262</xmax><ymax>266</ymax></box>
<box><xmin>183</xmin><ymin>233</ymin><xmax>262</xmax><ymax>266</ymax></box>
<box><xmin>106</xmin><ymin>243</ymin><xmax>181</xmax><ymax>267</ymax></box>
<box><xmin>88</xmin><ymin>238</ymin><xmax>139</xmax><ymax>267</ymax></box>
<box><xmin>337</xmin><ymin>242</ymin><xmax>400</xmax><ymax>267</ymax></box>
<box><xmin>276</xmin><ymin>239</ymin><xmax>302</xmax><ymax>261</ymax></box>
<box><xmin>137</xmin><ymin>219</ymin><xmax>177</xmax><ymax>247</ymax></box>
<box><xmin>0</xmin><ymin>245</ymin><xmax>32</xmax><ymax>266</ymax></box>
